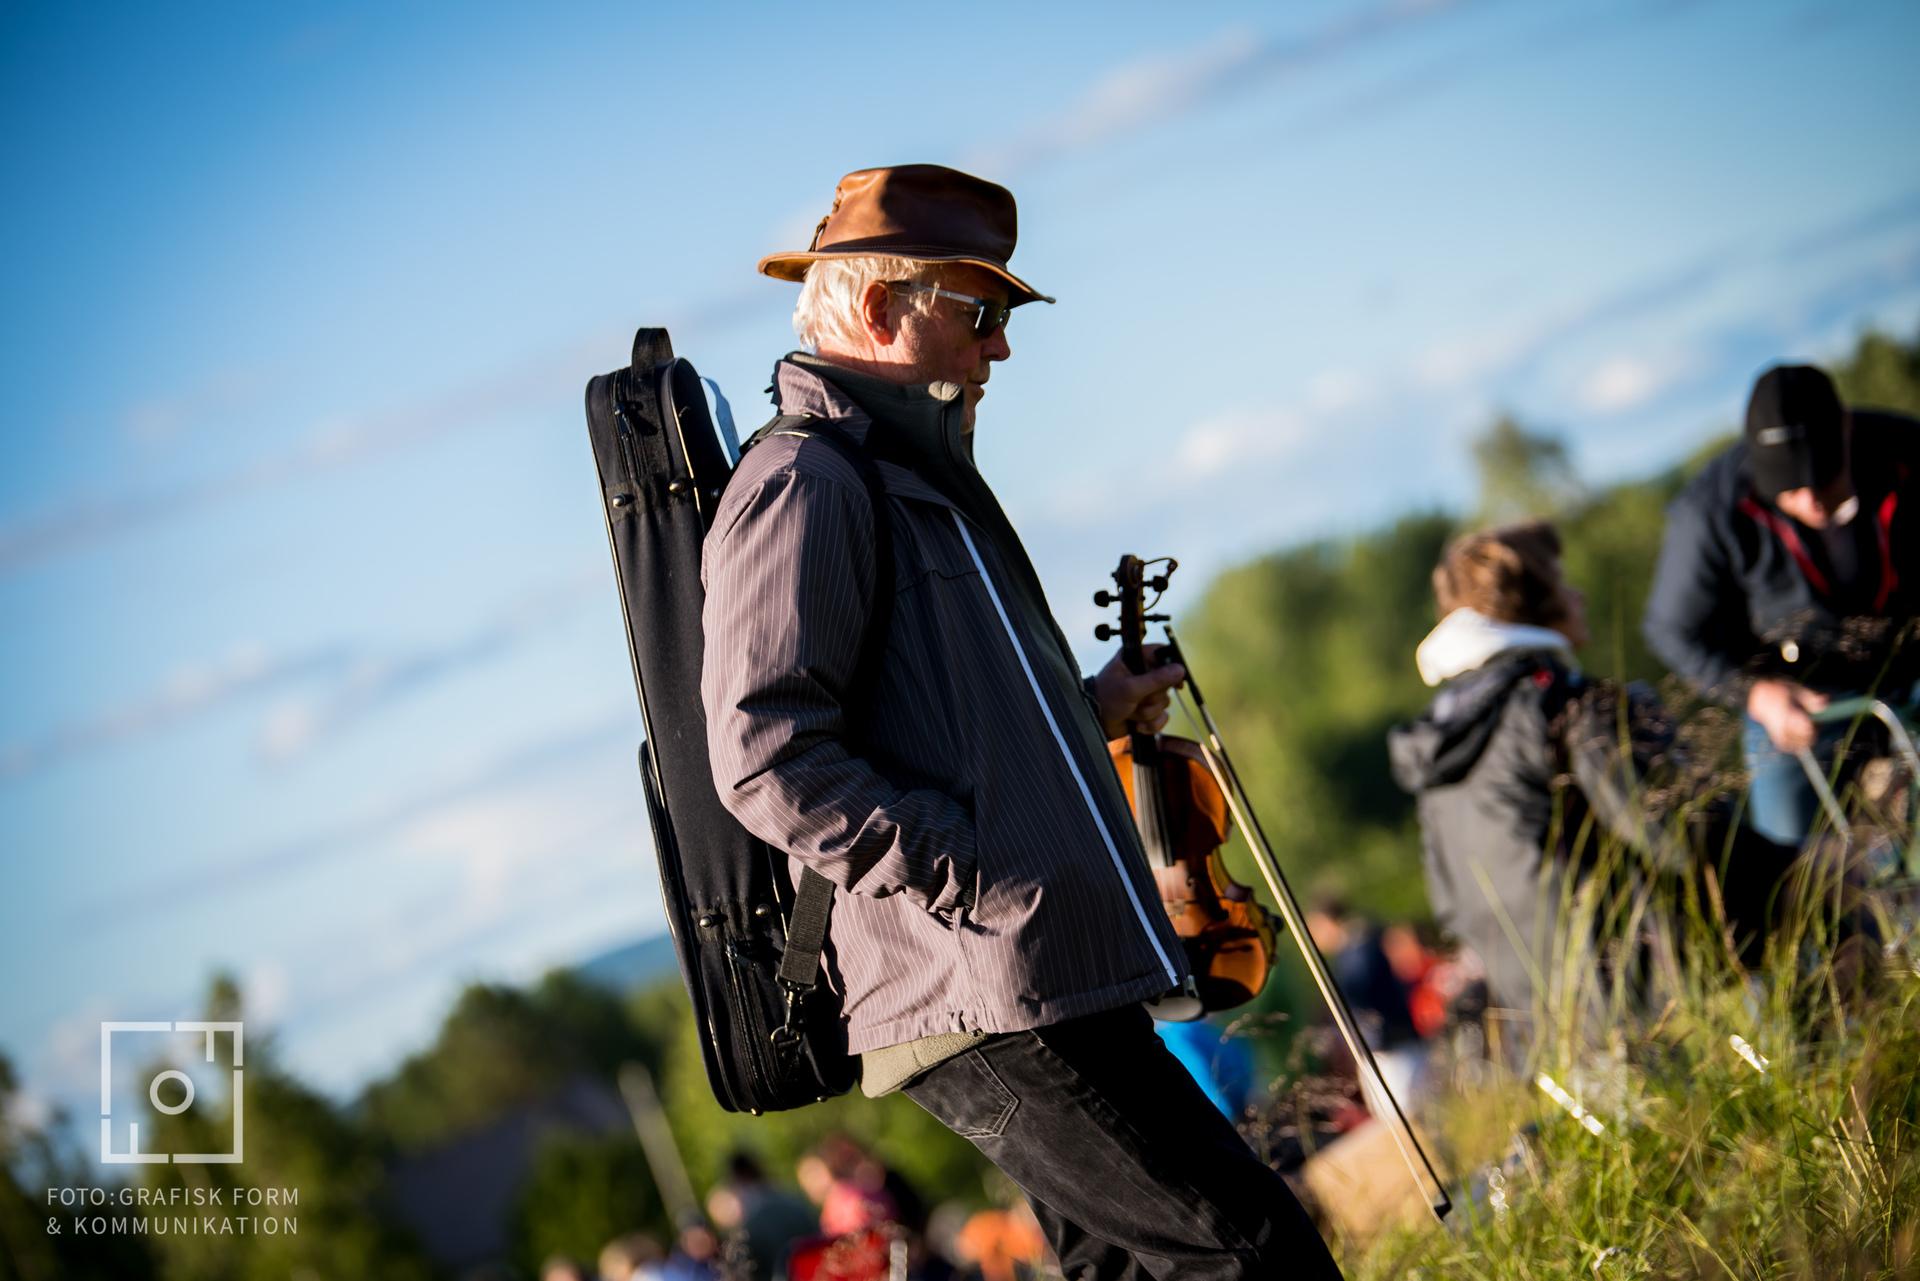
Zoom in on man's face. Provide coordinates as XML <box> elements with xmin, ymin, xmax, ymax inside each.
<box><xmin>1773</xmin><ymin>471</ymin><xmax>1857</xmax><ymax>529</ymax></box>
<box><xmin>882</xmin><ymin>264</ymin><xmax>1013</xmax><ymax>430</ymax></box>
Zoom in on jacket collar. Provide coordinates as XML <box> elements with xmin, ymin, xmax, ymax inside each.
<box><xmin>1415</xmin><ymin>608</ymin><xmax>1573</xmax><ymax>687</ymax></box>
<box><xmin>772</xmin><ymin>354</ymin><xmax>970</xmax><ymax>509</ymax></box>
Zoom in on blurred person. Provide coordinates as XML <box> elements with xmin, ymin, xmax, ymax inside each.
<box><xmin>820</xmin><ymin>1135</ymin><xmax>927</xmax><ymax>1238</ymax></box>
<box><xmin>708</xmin><ymin>1150</ymin><xmax>818</xmax><ymax>1281</ymax></box>
<box><xmin>1644</xmin><ymin>363</ymin><xmax>1920</xmax><ymax>845</ymax></box>
<box><xmin>1305</xmin><ymin>897</ymin><xmax>1419</xmax><ymax>1049</ymax></box>
<box><xmin>798</xmin><ymin>1135</ymin><xmax>898</xmax><ymax>1238</ymax></box>
<box><xmin>952</xmin><ymin>1202</ymin><xmax>1049</xmax><ymax>1281</ymax></box>
<box><xmin>704</xmin><ymin>163</ymin><xmax>1342</xmax><ymax>1277</ymax></box>
<box><xmin>1391</xmin><ymin>521</ymin><xmax>1803</xmax><ymax>1023</ymax></box>
<box><xmin>541</xmin><ymin>1256</ymin><xmax>590</xmax><ymax>1281</ymax></box>
<box><xmin>599</xmin><ymin>1231</ymin><xmax>667</xmax><ymax>1281</ymax></box>
<box><xmin>923</xmin><ymin>1201</ymin><xmax>974</xmax><ymax>1277</ymax></box>
<box><xmin>1379</xmin><ymin>923</ymin><xmax>1448</xmax><ymax>1040</ymax></box>
<box><xmin>1304</xmin><ymin>896</ymin><xmax>1424</xmax><ymax>1109</ymax></box>
<box><xmin>662</xmin><ymin>1215</ymin><xmax>721</xmax><ymax>1281</ymax></box>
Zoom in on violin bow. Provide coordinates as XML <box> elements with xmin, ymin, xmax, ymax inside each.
<box><xmin>1162</xmin><ymin>623</ymin><xmax>1453</xmax><ymax>1222</ymax></box>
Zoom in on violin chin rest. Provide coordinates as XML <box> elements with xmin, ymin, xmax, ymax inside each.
<box><xmin>1144</xmin><ymin>990</ymin><xmax>1207</xmax><ymax>1023</ymax></box>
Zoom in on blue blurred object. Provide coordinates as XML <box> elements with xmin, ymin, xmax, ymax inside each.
<box><xmin>1154</xmin><ymin>1018</ymin><xmax>1254</xmax><ymax>1119</ymax></box>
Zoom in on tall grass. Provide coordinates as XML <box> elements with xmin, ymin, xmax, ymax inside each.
<box><xmin>1339</xmin><ymin>765</ymin><xmax>1920</xmax><ymax>1278</ymax></box>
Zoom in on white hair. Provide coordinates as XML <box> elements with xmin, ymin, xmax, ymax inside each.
<box><xmin>791</xmin><ymin>255</ymin><xmax>942</xmax><ymax>353</ymax></box>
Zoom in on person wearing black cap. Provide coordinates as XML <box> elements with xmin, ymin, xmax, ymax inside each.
<box><xmin>1643</xmin><ymin>363</ymin><xmax>1920</xmax><ymax>844</ymax></box>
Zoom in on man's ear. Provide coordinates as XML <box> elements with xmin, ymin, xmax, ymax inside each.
<box><xmin>858</xmin><ymin>281</ymin><xmax>897</xmax><ymax>347</ymax></box>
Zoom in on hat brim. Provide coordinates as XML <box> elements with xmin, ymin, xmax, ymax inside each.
<box><xmin>756</xmin><ymin>249</ymin><xmax>1054</xmax><ymax>306</ymax></box>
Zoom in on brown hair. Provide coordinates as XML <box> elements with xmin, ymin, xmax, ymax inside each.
<box><xmin>1432</xmin><ymin>519</ymin><xmax>1568</xmax><ymax>627</ymax></box>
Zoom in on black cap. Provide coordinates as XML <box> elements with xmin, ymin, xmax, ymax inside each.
<box><xmin>1745</xmin><ymin>364</ymin><xmax>1846</xmax><ymax>500</ymax></box>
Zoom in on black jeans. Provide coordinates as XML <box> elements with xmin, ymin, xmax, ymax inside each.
<box><xmin>904</xmin><ymin>1005</ymin><xmax>1344</xmax><ymax>1280</ymax></box>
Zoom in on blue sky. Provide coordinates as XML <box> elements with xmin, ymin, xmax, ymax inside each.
<box><xmin>4</xmin><ymin>0</ymin><xmax>1918</xmax><ymax>1145</ymax></box>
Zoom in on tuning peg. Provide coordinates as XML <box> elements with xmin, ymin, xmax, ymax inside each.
<box><xmin>1093</xmin><ymin>590</ymin><xmax>1113</xmax><ymax>606</ymax></box>
<box><xmin>1094</xmin><ymin>624</ymin><xmax>1114</xmax><ymax>641</ymax></box>
<box><xmin>1148</xmin><ymin>576</ymin><xmax>1169</xmax><ymax>591</ymax></box>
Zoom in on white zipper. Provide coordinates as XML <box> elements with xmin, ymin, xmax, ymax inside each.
<box><xmin>950</xmin><ymin>512</ymin><xmax>1180</xmax><ymax>986</ymax></box>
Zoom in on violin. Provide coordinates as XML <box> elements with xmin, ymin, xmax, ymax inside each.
<box><xmin>1096</xmin><ymin>555</ymin><xmax>1276</xmax><ymax>1016</ymax></box>
<box><xmin>1095</xmin><ymin>553</ymin><xmax>1453</xmax><ymax>1221</ymax></box>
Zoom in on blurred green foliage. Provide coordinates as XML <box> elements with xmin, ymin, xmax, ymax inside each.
<box><xmin>361</xmin><ymin>972</ymin><xmax>662</xmax><ymax>1152</ymax></box>
<box><xmin>508</xmin><ymin>1132</ymin><xmax>663</xmax><ymax>1275</ymax></box>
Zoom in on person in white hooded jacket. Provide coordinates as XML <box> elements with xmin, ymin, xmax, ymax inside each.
<box><xmin>1388</xmin><ymin>521</ymin><xmax>1797</xmax><ymax>1030</ymax></box>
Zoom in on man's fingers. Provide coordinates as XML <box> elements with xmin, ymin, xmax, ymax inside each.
<box><xmin>1134</xmin><ymin>662</ymin><xmax>1186</xmax><ymax>693</ymax></box>
<box><xmin>1797</xmin><ymin>689</ymin><xmax>1832</xmax><ymax>712</ymax></box>
<box><xmin>1773</xmin><ymin>711</ymin><xmax>1817</xmax><ymax>753</ymax></box>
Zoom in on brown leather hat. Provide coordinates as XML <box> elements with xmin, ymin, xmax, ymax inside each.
<box><xmin>757</xmin><ymin>164</ymin><xmax>1055</xmax><ymax>306</ymax></box>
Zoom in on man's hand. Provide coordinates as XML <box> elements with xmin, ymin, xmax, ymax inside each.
<box><xmin>1747</xmin><ymin>677</ymin><xmax>1830</xmax><ymax>753</ymax></box>
<box><xmin>1092</xmin><ymin>644</ymin><xmax>1187</xmax><ymax>739</ymax></box>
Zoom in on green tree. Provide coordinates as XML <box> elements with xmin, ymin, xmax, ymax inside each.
<box><xmin>135</xmin><ymin>975</ymin><xmax>436</xmax><ymax>1281</ymax></box>
<box><xmin>1</xmin><ymin>1053</ymin><xmax>159</xmax><ymax>1281</ymax></box>
<box><xmin>360</xmin><ymin>970</ymin><xmax>660</xmax><ymax>1151</ymax></box>
<box><xmin>1831</xmin><ymin>324</ymin><xmax>1920</xmax><ymax>414</ymax></box>
<box><xmin>508</xmin><ymin>1133</ymin><xmax>666</xmax><ymax>1274</ymax></box>
<box><xmin>1472</xmin><ymin>415</ymin><xmax>1581</xmax><ymax>522</ymax></box>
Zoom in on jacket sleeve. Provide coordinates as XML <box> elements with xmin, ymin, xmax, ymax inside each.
<box><xmin>701</xmin><ymin>463</ymin><xmax>976</xmax><ymax>920</ymax></box>
<box><xmin>1642</xmin><ymin>492</ymin><xmax>1751</xmax><ymax>705</ymax></box>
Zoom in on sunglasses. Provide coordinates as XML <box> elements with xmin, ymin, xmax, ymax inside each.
<box><xmin>889</xmin><ymin>282</ymin><xmax>1014</xmax><ymax>340</ymax></box>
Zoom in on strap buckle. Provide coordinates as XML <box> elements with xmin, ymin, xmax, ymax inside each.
<box><xmin>772</xmin><ymin>979</ymin><xmax>807</xmax><ymax>1049</ymax></box>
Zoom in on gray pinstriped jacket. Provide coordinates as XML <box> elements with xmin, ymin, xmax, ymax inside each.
<box><xmin>700</xmin><ymin>357</ymin><xmax>1188</xmax><ymax>1054</ymax></box>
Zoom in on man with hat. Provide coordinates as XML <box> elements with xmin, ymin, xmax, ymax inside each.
<box><xmin>1644</xmin><ymin>363</ymin><xmax>1920</xmax><ymax>844</ymax></box>
<box><xmin>700</xmin><ymin>164</ymin><xmax>1344</xmax><ymax>1277</ymax></box>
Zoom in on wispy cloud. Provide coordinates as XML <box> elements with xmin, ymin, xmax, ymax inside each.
<box><xmin>256</xmin><ymin>569</ymin><xmax>602</xmax><ymax>763</ymax></box>
<box><xmin>1172</xmin><ymin>405</ymin><xmax>1315</xmax><ymax>483</ymax></box>
<box><xmin>964</xmin><ymin>0</ymin><xmax>1480</xmax><ymax>176</ymax></box>
<box><xmin>82</xmin><ymin>714</ymin><xmax>634</xmax><ymax>920</ymax></box>
<box><xmin>0</xmin><ymin>345</ymin><xmax>583</xmax><ymax>576</ymax></box>
<box><xmin>1280</xmin><ymin>0</ymin><xmax>1706</xmax><ymax>140</ymax></box>
<box><xmin>1411</xmin><ymin>190</ymin><xmax>1920</xmax><ymax>402</ymax></box>
<box><xmin>1775</xmin><ymin>187</ymin><xmax>1920</xmax><ymax>261</ymax></box>
<box><xmin>120</xmin><ymin>368</ymin><xmax>265</xmax><ymax>447</ymax></box>
<box><xmin>1574</xmin><ymin>351</ymin><xmax>1695</xmax><ymax>413</ymax></box>
<box><xmin>1040</xmin><ymin>193</ymin><xmax>1920</xmax><ymax>565</ymax></box>
<box><xmin>3</xmin><ymin>571</ymin><xmax>600</xmax><ymax>782</ymax></box>
<box><xmin>0</xmin><ymin>284</ymin><xmax>777</xmax><ymax>579</ymax></box>
<box><xmin>1</xmin><ymin>643</ymin><xmax>351</xmax><ymax>782</ymax></box>
<box><xmin>1411</xmin><ymin>251</ymin><xmax>1732</xmax><ymax>393</ymax></box>
<box><xmin>967</xmin><ymin>0</ymin><xmax>1714</xmax><ymax>183</ymax></box>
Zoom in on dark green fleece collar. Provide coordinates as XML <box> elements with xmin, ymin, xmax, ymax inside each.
<box><xmin>786</xmin><ymin>352</ymin><xmax>976</xmax><ymax>482</ymax></box>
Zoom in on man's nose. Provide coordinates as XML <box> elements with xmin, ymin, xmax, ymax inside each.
<box><xmin>982</xmin><ymin>326</ymin><xmax>1012</xmax><ymax>362</ymax></box>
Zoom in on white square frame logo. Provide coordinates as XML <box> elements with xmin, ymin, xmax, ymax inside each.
<box><xmin>99</xmin><ymin>1021</ymin><xmax>244</xmax><ymax>1164</ymax></box>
